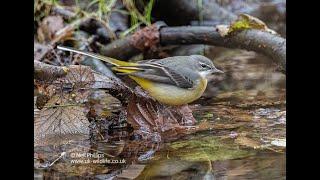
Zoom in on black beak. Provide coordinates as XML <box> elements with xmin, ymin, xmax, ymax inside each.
<box><xmin>212</xmin><ymin>68</ymin><xmax>224</xmax><ymax>74</ymax></box>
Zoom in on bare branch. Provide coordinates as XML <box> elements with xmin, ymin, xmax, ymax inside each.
<box><xmin>160</xmin><ymin>26</ymin><xmax>286</xmax><ymax>71</ymax></box>
<box><xmin>98</xmin><ymin>25</ymin><xmax>286</xmax><ymax>72</ymax></box>
<box><xmin>34</xmin><ymin>60</ymin><xmax>67</xmax><ymax>80</ymax></box>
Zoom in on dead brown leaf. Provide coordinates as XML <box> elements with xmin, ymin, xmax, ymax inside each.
<box><xmin>34</xmin><ymin>43</ymin><xmax>50</xmax><ymax>61</ymax></box>
<box><xmin>127</xmin><ymin>94</ymin><xmax>197</xmax><ymax>141</ymax></box>
<box><xmin>37</xmin><ymin>15</ymin><xmax>65</xmax><ymax>43</ymax></box>
<box><xmin>34</xmin><ymin>65</ymin><xmax>97</xmax><ymax>146</ymax></box>
<box><xmin>34</xmin><ymin>95</ymin><xmax>90</xmax><ymax>146</ymax></box>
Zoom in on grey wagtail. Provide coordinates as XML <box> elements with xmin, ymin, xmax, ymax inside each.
<box><xmin>57</xmin><ymin>46</ymin><xmax>223</xmax><ymax>106</ymax></box>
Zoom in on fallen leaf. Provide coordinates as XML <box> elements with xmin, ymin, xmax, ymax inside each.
<box><xmin>37</xmin><ymin>15</ymin><xmax>65</xmax><ymax>42</ymax></box>
<box><xmin>34</xmin><ymin>43</ymin><xmax>50</xmax><ymax>61</ymax></box>
<box><xmin>34</xmin><ymin>95</ymin><xmax>90</xmax><ymax>146</ymax></box>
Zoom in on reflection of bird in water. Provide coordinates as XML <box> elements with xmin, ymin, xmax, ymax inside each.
<box><xmin>94</xmin><ymin>140</ymin><xmax>126</xmax><ymax>157</ymax></box>
<box><xmin>133</xmin><ymin>158</ymin><xmax>214</xmax><ymax>179</ymax></box>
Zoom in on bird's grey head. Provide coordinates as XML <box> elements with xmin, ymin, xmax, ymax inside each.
<box><xmin>190</xmin><ymin>55</ymin><xmax>224</xmax><ymax>77</ymax></box>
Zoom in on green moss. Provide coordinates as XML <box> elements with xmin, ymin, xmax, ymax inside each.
<box><xmin>202</xmin><ymin>113</ymin><xmax>214</xmax><ymax>118</ymax></box>
<box><xmin>229</xmin><ymin>20</ymin><xmax>251</xmax><ymax>32</ymax></box>
<box><xmin>228</xmin><ymin>14</ymin><xmax>267</xmax><ymax>34</ymax></box>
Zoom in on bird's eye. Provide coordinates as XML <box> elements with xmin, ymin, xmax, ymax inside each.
<box><xmin>199</xmin><ymin>62</ymin><xmax>208</xmax><ymax>68</ymax></box>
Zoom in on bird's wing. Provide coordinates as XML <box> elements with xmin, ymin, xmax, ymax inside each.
<box><xmin>113</xmin><ymin>61</ymin><xmax>194</xmax><ymax>89</ymax></box>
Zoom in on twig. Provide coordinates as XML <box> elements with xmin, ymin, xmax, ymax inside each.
<box><xmin>161</xmin><ymin>26</ymin><xmax>286</xmax><ymax>71</ymax></box>
<box><xmin>98</xmin><ymin>24</ymin><xmax>286</xmax><ymax>72</ymax></box>
<box><xmin>34</xmin><ymin>60</ymin><xmax>68</xmax><ymax>80</ymax></box>
<box><xmin>43</xmin><ymin>104</ymin><xmax>84</xmax><ymax>108</ymax></box>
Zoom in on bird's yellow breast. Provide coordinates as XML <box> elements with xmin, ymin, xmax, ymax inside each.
<box><xmin>129</xmin><ymin>76</ymin><xmax>207</xmax><ymax>106</ymax></box>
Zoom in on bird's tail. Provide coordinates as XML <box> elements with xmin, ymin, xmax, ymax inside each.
<box><xmin>57</xmin><ymin>46</ymin><xmax>137</xmax><ymax>67</ymax></box>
